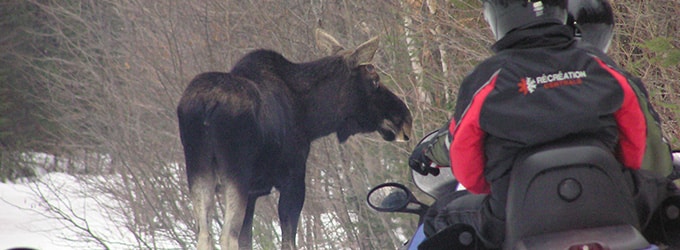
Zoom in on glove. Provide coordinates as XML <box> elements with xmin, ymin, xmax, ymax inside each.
<box><xmin>409</xmin><ymin>141</ymin><xmax>440</xmax><ymax>176</ymax></box>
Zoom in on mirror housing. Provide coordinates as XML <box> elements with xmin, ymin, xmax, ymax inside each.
<box><xmin>366</xmin><ymin>182</ymin><xmax>429</xmax><ymax>216</ymax></box>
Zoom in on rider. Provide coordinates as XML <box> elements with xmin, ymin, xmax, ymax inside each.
<box><xmin>408</xmin><ymin>0</ymin><xmax>677</xmax><ymax>248</ymax></box>
<box><xmin>568</xmin><ymin>0</ymin><xmax>614</xmax><ymax>52</ymax></box>
<box><xmin>568</xmin><ymin>0</ymin><xmax>678</xmax><ymax>179</ymax></box>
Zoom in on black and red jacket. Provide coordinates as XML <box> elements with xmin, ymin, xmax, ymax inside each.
<box><xmin>447</xmin><ymin>23</ymin><xmax>646</xmax><ymax>194</ymax></box>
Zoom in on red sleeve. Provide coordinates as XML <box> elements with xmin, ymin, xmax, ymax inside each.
<box><xmin>448</xmin><ymin>73</ymin><xmax>498</xmax><ymax>194</ymax></box>
<box><xmin>594</xmin><ymin>58</ymin><xmax>646</xmax><ymax>169</ymax></box>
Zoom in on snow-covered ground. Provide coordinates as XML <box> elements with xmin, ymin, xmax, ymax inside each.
<box><xmin>0</xmin><ymin>175</ymin><xmax>75</xmax><ymax>250</ymax></box>
<box><xmin>0</xmin><ymin>152</ymin><xmax>409</xmax><ymax>250</ymax></box>
<box><xmin>0</xmin><ymin>173</ymin><xmax>132</xmax><ymax>250</ymax></box>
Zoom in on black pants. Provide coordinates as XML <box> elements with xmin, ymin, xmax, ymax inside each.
<box><xmin>424</xmin><ymin>175</ymin><xmax>509</xmax><ymax>249</ymax></box>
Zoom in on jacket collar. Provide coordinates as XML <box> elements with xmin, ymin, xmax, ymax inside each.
<box><xmin>491</xmin><ymin>23</ymin><xmax>575</xmax><ymax>52</ymax></box>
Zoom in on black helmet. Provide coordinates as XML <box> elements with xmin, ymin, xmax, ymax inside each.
<box><xmin>482</xmin><ymin>0</ymin><xmax>568</xmax><ymax>41</ymax></box>
<box><xmin>568</xmin><ymin>0</ymin><xmax>615</xmax><ymax>52</ymax></box>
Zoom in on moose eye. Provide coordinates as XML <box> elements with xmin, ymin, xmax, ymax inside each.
<box><xmin>361</xmin><ymin>64</ymin><xmax>379</xmax><ymax>89</ymax></box>
<box><xmin>365</xmin><ymin>64</ymin><xmax>375</xmax><ymax>73</ymax></box>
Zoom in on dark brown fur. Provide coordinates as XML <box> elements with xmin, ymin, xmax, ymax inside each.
<box><xmin>177</xmin><ymin>29</ymin><xmax>412</xmax><ymax>250</ymax></box>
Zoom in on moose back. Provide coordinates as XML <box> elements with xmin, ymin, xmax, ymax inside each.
<box><xmin>177</xmin><ymin>29</ymin><xmax>412</xmax><ymax>250</ymax></box>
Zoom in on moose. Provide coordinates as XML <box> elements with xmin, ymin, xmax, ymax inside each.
<box><xmin>177</xmin><ymin>29</ymin><xmax>413</xmax><ymax>250</ymax></box>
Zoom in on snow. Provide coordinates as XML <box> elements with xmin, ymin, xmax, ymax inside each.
<box><xmin>0</xmin><ymin>177</ymin><xmax>74</xmax><ymax>250</ymax></box>
<box><xmin>0</xmin><ymin>173</ymin><xmax>132</xmax><ymax>250</ymax></box>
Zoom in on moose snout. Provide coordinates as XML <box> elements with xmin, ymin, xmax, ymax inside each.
<box><xmin>380</xmin><ymin>119</ymin><xmax>412</xmax><ymax>142</ymax></box>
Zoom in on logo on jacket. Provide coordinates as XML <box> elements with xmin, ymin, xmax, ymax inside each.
<box><xmin>518</xmin><ymin>71</ymin><xmax>587</xmax><ymax>95</ymax></box>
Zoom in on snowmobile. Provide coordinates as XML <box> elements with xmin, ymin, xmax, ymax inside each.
<box><xmin>367</xmin><ymin>138</ymin><xmax>680</xmax><ymax>249</ymax></box>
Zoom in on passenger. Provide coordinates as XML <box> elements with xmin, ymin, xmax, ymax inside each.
<box><xmin>408</xmin><ymin>0</ymin><xmax>677</xmax><ymax>248</ymax></box>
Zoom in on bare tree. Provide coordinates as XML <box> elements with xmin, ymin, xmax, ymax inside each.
<box><xmin>3</xmin><ymin>0</ymin><xmax>679</xmax><ymax>249</ymax></box>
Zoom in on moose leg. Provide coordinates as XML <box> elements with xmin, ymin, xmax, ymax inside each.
<box><xmin>277</xmin><ymin>169</ymin><xmax>306</xmax><ymax>250</ymax></box>
<box><xmin>238</xmin><ymin>195</ymin><xmax>258</xmax><ymax>249</ymax></box>
<box><xmin>190</xmin><ymin>172</ymin><xmax>217</xmax><ymax>250</ymax></box>
<box><xmin>219</xmin><ymin>177</ymin><xmax>248</xmax><ymax>250</ymax></box>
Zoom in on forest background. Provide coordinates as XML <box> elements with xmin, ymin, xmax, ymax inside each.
<box><xmin>1</xmin><ymin>0</ymin><xmax>679</xmax><ymax>249</ymax></box>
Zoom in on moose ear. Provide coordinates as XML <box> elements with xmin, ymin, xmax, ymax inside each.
<box><xmin>315</xmin><ymin>28</ymin><xmax>345</xmax><ymax>55</ymax></box>
<box><xmin>345</xmin><ymin>36</ymin><xmax>379</xmax><ymax>67</ymax></box>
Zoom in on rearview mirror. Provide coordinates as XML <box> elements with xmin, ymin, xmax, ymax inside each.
<box><xmin>367</xmin><ymin>183</ymin><xmax>411</xmax><ymax>211</ymax></box>
<box><xmin>366</xmin><ymin>182</ymin><xmax>429</xmax><ymax>215</ymax></box>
